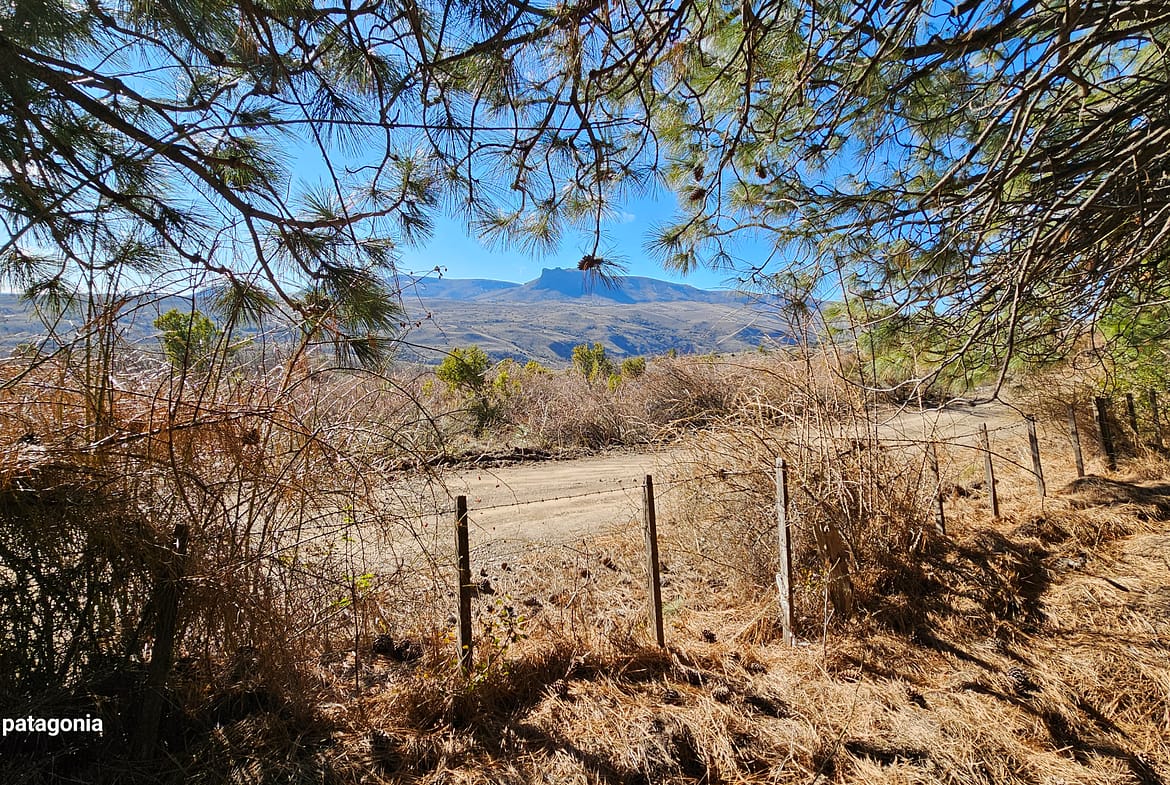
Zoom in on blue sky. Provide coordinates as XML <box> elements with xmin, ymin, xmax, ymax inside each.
<box><xmin>394</xmin><ymin>193</ymin><xmax>748</xmax><ymax>291</ymax></box>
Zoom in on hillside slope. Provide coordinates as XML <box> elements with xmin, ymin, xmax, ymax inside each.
<box><xmin>2</xmin><ymin>270</ymin><xmax>785</xmax><ymax>363</ymax></box>
<box><xmin>399</xmin><ymin>268</ymin><xmax>778</xmax><ymax>362</ymax></box>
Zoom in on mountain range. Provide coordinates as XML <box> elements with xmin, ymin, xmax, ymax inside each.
<box><xmin>402</xmin><ymin>267</ymin><xmax>746</xmax><ymax>305</ymax></box>
<box><xmin>0</xmin><ymin>269</ymin><xmax>790</xmax><ymax>364</ymax></box>
<box><xmin>398</xmin><ymin>268</ymin><xmax>783</xmax><ymax>364</ymax></box>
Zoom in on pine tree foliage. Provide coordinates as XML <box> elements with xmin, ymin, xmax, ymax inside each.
<box><xmin>632</xmin><ymin>0</ymin><xmax>1170</xmax><ymax>384</ymax></box>
<box><xmin>0</xmin><ymin>0</ymin><xmax>675</xmax><ymax>324</ymax></box>
<box><xmin>2</xmin><ymin>0</ymin><xmax>1167</xmax><ymax>375</ymax></box>
<box><xmin>0</xmin><ymin>0</ymin><xmax>655</xmax><ymax>361</ymax></box>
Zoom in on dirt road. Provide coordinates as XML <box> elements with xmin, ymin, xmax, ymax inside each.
<box><xmin>434</xmin><ymin>451</ymin><xmax>673</xmax><ymax>553</ymax></box>
<box><xmin>419</xmin><ymin>400</ymin><xmax>1031</xmax><ymax>555</ymax></box>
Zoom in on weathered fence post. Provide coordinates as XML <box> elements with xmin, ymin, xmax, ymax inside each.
<box><xmin>1068</xmin><ymin>405</ymin><xmax>1085</xmax><ymax>478</ymax></box>
<box><xmin>979</xmin><ymin>424</ymin><xmax>1000</xmax><ymax>517</ymax></box>
<box><xmin>1126</xmin><ymin>393</ymin><xmax>1140</xmax><ymax>438</ymax></box>
<box><xmin>775</xmin><ymin>459</ymin><xmax>795</xmax><ymax>645</ymax></box>
<box><xmin>1149</xmin><ymin>389</ymin><xmax>1164</xmax><ymax>448</ymax></box>
<box><xmin>1095</xmin><ymin>396</ymin><xmax>1118</xmax><ymax>470</ymax></box>
<box><xmin>1026</xmin><ymin>416</ymin><xmax>1046</xmax><ymax>498</ymax></box>
<box><xmin>454</xmin><ymin>495</ymin><xmax>473</xmax><ymax>678</ymax></box>
<box><xmin>643</xmin><ymin>475</ymin><xmax>665</xmax><ymax>648</ymax></box>
<box><xmin>927</xmin><ymin>442</ymin><xmax>946</xmax><ymax>536</ymax></box>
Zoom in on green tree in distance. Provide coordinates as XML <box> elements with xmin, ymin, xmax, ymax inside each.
<box><xmin>620</xmin><ymin>356</ymin><xmax>646</xmax><ymax>379</ymax></box>
<box><xmin>154</xmin><ymin>308</ymin><xmax>218</xmax><ymax>372</ymax></box>
<box><xmin>436</xmin><ymin>345</ymin><xmax>499</xmax><ymax>431</ymax></box>
<box><xmin>436</xmin><ymin>346</ymin><xmax>490</xmax><ymax>398</ymax></box>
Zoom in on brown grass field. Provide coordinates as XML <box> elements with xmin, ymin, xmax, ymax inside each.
<box><xmin>1</xmin><ymin>351</ymin><xmax>1167</xmax><ymax>784</ymax></box>
<box><xmin>311</xmin><ymin>453</ymin><xmax>1170</xmax><ymax>785</ymax></box>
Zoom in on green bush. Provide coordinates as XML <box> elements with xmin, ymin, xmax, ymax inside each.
<box><xmin>572</xmin><ymin>342</ymin><xmax>614</xmax><ymax>383</ymax></box>
<box><xmin>620</xmin><ymin>356</ymin><xmax>646</xmax><ymax>379</ymax></box>
<box><xmin>436</xmin><ymin>345</ymin><xmax>490</xmax><ymax>395</ymax></box>
<box><xmin>154</xmin><ymin>308</ymin><xmax>218</xmax><ymax>372</ymax></box>
<box><xmin>435</xmin><ymin>345</ymin><xmax>504</xmax><ymax>432</ymax></box>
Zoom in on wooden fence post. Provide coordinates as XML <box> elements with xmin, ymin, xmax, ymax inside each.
<box><xmin>643</xmin><ymin>475</ymin><xmax>665</xmax><ymax>648</ymax></box>
<box><xmin>1149</xmin><ymin>389</ymin><xmax>1164</xmax><ymax>448</ymax></box>
<box><xmin>1095</xmin><ymin>396</ymin><xmax>1118</xmax><ymax>470</ymax></box>
<box><xmin>1126</xmin><ymin>393</ymin><xmax>1140</xmax><ymax>438</ymax></box>
<box><xmin>775</xmin><ymin>459</ymin><xmax>795</xmax><ymax>645</ymax></box>
<box><xmin>454</xmin><ymin>495</ymin><xmax>473</xmax><ymax>678</ymax></box>
<box><xmin>1068</xmin><ymin>405</ymin><xmax>1085</xmax><ymax>478</ymax></box>
<box><xmin>1026</xmin><ymin>416</ymin><xmax>1046</xmax><ymax>498</ymax></box>
<box><xmin>979</xmin><ymin>424</ymin><xmax>1000</xmax><ymax>518</ymax></box>
<box><xmin>927</xmin><ymin>442</ymin><xmax>946</xmax><ymax>536</ymax></box>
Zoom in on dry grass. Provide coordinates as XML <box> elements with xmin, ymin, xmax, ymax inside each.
<box><xmin>279</xmin><ymin>467</ymin><xmax>1170</xmax><ymax>785</ymax></box>
<box><xmin>3</xmin><ymin>350</ymin><xmax>1170</xmax><ymax>784</ymax></box>
<box><xmin>422</xmin><ymin>352</ymin><xmax>804</xmax><ymax>453</ymax></box>
<box><xmin>140</xmin><ymin>462</ymin><xmax>1164</xmax><ymax>785</ymax></box>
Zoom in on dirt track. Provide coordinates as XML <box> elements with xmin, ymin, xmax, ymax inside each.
<box><xmin>425</xmin><ymin>400</ymin><xmax>1030</xmax><ymax>553</ymax></box>
<box><xmin>436</xmin><ymin>450</ymin><xmax>672</xmax><ymax>551</ymax></box>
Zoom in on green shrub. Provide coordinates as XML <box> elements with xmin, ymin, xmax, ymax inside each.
<box><xmin>620</xmin><ymin>356</ymin><xmax>646</xmax><ymax>379</ymax></box>
<box><xmin>436</xmin><ymin>345</ymin><xmax>510</xmax><ymax>432</ymax></box>
<box><xmin>572</xmin><ymin>342</ymin><xmax>614</xmax><ymax>383</ymax></box>
<box><xmin>154</xmin><ymin>308</ymin><xmax>218</xmax><ymax>371</ymax></box>
<box><xmin>436</xmin><ymin>345</ymin><xmax>490</xmax><ymax>395</ymax></box>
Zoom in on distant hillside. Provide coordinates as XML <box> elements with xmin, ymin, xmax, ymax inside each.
<box><xmin>474</xmin><ymin>267</ymin><xmax>746</xmax><ymax>305</ymax></box>
<box><xmin>399</xmin><ymin>300</ymin><xmax>782</xmax><ymax>365</ymax></box>
<box><xmin>1</xmin><ymin>270</ymin><xmax>792</xmax><ymax>364</ymax></box>
<box><xmin>0</xmin><ymin>294</ymin><xmax>43</xmax><ymax>348</ymax></box>
<box><xmin>400</xmin><ymin>276</ymin><xmax>520</xmax><ymax>301</ymax></box>
<box><xmin>0</xmin><ymin>290</ymin><xmax>264</xmax><ymax>357</ymax></box>
<box><xmin>403</xmin><ymin>268</ymin><xmax>745</xmax><ymax>305</ymax></box>
<box><xmin>400</xmin><ymin>268</ymin><xmax>783</xmax><ymax>364</ymax></box>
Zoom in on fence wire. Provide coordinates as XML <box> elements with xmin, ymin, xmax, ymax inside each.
<box><xmin>242</xmin><ymin>399</ymin><xmax>1148</xmax><ymax>653</ymax></box>
<box><xmin>256</xmin><ymin>414</ymin><xmax>1095</xmax><ymax>577</ymax></box>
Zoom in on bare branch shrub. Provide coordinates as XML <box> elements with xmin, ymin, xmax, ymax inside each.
<box><xmin>665</xmin><ymin>352</ymin><xmax>937</xmax><ymax>630</ymax></box>
<box><xmin>501</xmin><ymin>368</ymin><xmax>625</xmax><ymax>450</ymax></box>
<box><xmin>618</xmin><ymin>355</ymin><xmax>741</xmax><ymax>434</ymax></box>
<box><xmin>496</xmin><ymin>354</ymin><xmax>782</xmax><ymax>450</ymax></box>
<box><xmin>0</xmin><ymin>351</ymin><xmax>452</xmax><ymax>763</ymax></box>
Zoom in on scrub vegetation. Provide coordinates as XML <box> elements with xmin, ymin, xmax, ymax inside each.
<box><xmin>2</xmin><ymin>328</ymin><xmax>1169</xmax><ymax>783</ymax></box>
<box><xmin>3</xmin><ymin>0</ymin><xmax>1170</xmax><ymax>780</ymax></box>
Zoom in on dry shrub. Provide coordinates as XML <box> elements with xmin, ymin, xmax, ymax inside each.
<box><xmin>620</xmin><ymin>352</ymin><xmax>854</xmax><ymax>442</ymax></box>
<box><xmin>617</xmin><ymin>354</ymin><xmax>740</xmax><ymax>432</ymax></box>
<box><xmin>0</xmin><ymin>353</ymin><xmax>450</xmax><ymax>780</ymax></box>
<box><xmin>665</xmin><ymin>359</ymin><xmax>937</xmax><ymax>631</ymax></box>
<box><xmin>503</xmin><ymin>370</ymin><xmax>624</xmax><ymax>449</ymax></box>
<box><xmin>0</xmin><ymin>457</ymin><xmax>156</xmax><ymax>692</ymax></box>
<box><xmin>1009</xmin><ymin>362</ymin><xmax>1170</xmax><ymax>463</ymax></box>
<box><xmin>495</xmin><ymin>352</ymin><xmax>837</xmax><ymax>451</ymax></box>
<box><xmin>1008</xmin><ymin>362</ymin><xmax>1102</xmax><ymax>420</ymax></box>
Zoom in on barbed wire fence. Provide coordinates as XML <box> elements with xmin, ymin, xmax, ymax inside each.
<box><xmin>281</xmin><ymin>392</ymin><xmax>1166</xmax><ymax>677</ymax></box>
